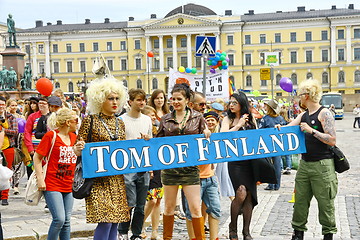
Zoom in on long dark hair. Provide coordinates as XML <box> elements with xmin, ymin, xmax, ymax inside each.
<box><xmin>227</xmin><ymin>92</ymin><xmax>256</xmax><ymax>129</ymax></box>
<box><xmin>149</xmin><ymin>89</ymin><xmax>169</xmax><ymax>114</ymax></box>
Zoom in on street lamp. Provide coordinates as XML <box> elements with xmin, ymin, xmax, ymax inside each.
<box><xmin>77</xmin><ymin>73</ymin><xmax>88</xmax><ymax>100</ymax></box>
<box><xmin>137</xmin><ymin>50</ymin><xmax>155</xmax><ymax>94</ymax></box>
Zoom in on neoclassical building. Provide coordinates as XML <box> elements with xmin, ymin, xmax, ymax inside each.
<box><xmin>1</xmin><ymin>3</ymin><xmax>360</xmax><ymax>95</ymax></box>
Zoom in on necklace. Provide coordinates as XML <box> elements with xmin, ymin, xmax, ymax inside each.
<box><xmin>98</xmin><ymin>114</ymin><xmax>119</xmax><ymax>140</ymax></box>
<box><xmin>174</xmin><ymin>109</ymin><xmax>189</xmax><ymax>130</ymax></box>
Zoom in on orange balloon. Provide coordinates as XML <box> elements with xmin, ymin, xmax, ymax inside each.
<box><xmin>147</xmin><ymin>51</ymin><xmax>154</xmax><ymax>57</ymax></box>
<box><xmin>36</xmin><ymin>77</ymin><xmax>53</xmax><ymax>96</ymax></box>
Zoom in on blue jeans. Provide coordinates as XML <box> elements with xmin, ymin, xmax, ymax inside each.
<box><xmin>43</xmin><ymin>191</ymin><xmax>74</xmax><ymax>240</ymax></box>
<box><xmin>267</xmin><ymin>156</ymin><xmax>282</xmax><ymax>190</ymax></box>
<box><xmin>282</xmin><ymin>155</ymin><xmax>292</xmax><ymax>169</ymax></box>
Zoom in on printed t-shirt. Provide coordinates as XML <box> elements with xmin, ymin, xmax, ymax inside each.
<box><xmin>36</xmin><ymin>130</ymin><xmax>77</xmax><ymax>192</ymax></box>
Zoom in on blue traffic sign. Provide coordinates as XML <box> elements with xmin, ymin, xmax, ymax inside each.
<box><xmin>195</xmin><ymin>36</ymin><xmax>216</xmax><ymax>57</ymax></box>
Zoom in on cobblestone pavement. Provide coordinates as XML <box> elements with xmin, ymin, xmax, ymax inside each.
<box><xmin>1</xmin><ymin>112</ymin><xmax>359</xmax><ymax>240</ymax></box>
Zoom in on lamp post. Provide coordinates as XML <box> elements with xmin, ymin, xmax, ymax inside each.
<box><xmin>77</xmin><ymin>73</ymin><xmax>88</xmax><ymax>101</ymax></box>
<box><xmin>137</xmin><ymin>50</ymin><xmax>154</xmax><ymax>94</ymax></box>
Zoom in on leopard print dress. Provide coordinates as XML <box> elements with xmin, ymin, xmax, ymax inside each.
<box><xmin>78</xmin><ymin>113</ymin><xmax>130</xmax><ymax>223</ymax></box>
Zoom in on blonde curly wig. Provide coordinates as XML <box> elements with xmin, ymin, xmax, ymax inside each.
<box><xmin>298</xmin><ymin>78</ymin><xmax>322</xmax><ymax>103</ymax></box>
<box><xmin>86</xmin><ymin>75</ymin><xmax>127</xmax><ymax>114</ymax></box>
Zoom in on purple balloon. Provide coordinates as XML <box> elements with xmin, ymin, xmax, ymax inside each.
<box><xmin>17</xmin><ymin>118</ymin><xmax>26</xmax><ymax>133</ymax></box>
<box><xmin>210</xmin><ymin>68</ymin><xmax>216</xmax><ymax>74</ymax></box>
<box><xmin>279</xmin><ymin>77</ymin><xmax>293</xmax><ymax>92</ymax></box>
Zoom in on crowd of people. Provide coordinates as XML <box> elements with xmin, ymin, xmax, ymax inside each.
<box><xmin>0</xmin><ymin>77</ymin><xmax>339</xmax><ymax>240</ymax></box>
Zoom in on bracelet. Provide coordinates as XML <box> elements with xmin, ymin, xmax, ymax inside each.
<box><xmin>311</xmin><ymin>129</ymin><xmax>316</xmax><ymax>135</ymax></box>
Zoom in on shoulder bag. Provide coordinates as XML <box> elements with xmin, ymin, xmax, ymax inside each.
<box><xmin>251</xmin><ymin>157</ymin><xmax>277</xmax><ymax>184</ymax></box>
<box><xmin>330</xmin><ymin>145</ymin><xmax>350</xmax><ymax>173</ymax></box>
<box><xmin>24</xmin><ymin>131</ymin><xmax>57</xmax><ymax>206</ymax></box>
<box><xmin>72</xmin><ymin>115</ymin><xmax>94</xmax><ymax>199</ymax></box>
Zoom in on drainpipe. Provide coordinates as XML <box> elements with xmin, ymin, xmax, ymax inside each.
<box><xmin>326</xmin><ymin>17</ymin><xmax>332</xmax><ymax>92</ymax></box>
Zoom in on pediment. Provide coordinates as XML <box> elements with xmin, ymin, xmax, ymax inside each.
<box><xmin>143</xmin><ymin>13</ymin><xmax>220</xmax><ymax>29</ymax></box>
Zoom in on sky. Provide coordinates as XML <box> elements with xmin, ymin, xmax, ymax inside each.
<box><xmin>0</xmin><ymin>0</ymin><xmax>356</xmax><ymax>29</ymax></box>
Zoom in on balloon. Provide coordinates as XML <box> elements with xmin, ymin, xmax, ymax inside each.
<box><xmin>207</xmin><ymin>60</ymin><xmax>212</xmax><ymax>66</ymax></box>
<box><xmin>17</xmin><ymin>118</ymin><xmax>26</xmax><ymax>133</ymax></box>
<box><xmin>279</xmin><ymin>77</ymin><xmax>293</xmax><ymax>92</ymax></box>
<box><xmin>185</xmin><ymin>67</ymin><xmax>191</xmax><ymax>73</ymax></box>
<box><xmin>215</xmin><ymin>56</ymin><xmax>220</xmax><ymax>62</ymax></box>
<box><xmin>219</xmin><ymin>66</ymin><xmax>223</xmax><ymax>70</ymax></box>
<box><xmin>220</xmin><ymin>55</ymin><xmax>226</xmax><ymax>61</ymax></box>
<box><xmin>222</xmin><ymin>60</ymin><xmax>228</xmax><ymax>66</ymax></box>
<box><xmin>147</xmin><ymin>51</ymin><xmax>154</xmax><ymax>57</ymax></box>
<box><xmin>226</xmin><ymin>57</ymin><xmax>230</xmax><ymax>62</ymax></box>
<box><xmin>222</xmin><ymin>51</ymin><xmax>227</xmax><ymax>56</ymax></box>
<box><xmin>216</xmin><ymin>50</ymin><xmax>222</xmax><ymax>53</ymax></box>
<box><xmin>36</xmin><ymin>77</ymin><xmax>53</xmax><ymax>96</ymax></box>
<box><xmin>222</xmin><ymin>65</ymin><xmax>228</xmax><ymax>70</ymax></box>
<box><xmin>217</xmin><ymin>61</ymin><xmax>222</xmax><ymax>66</ymax></box>
<box><xmin>210</xmin><ymin>68</ymin><xmax>216</xmax><ymax>74</ymax></box>
<box><xmin>211</xmin><ymin>60</ymin><xmax>217</xmax><ymax>66</ymax></box>
<box><xmin>179</xmin><ymin>66</ymin><xmax>185</xmax><ymax>73</ymax></box>
<box><xmin>191</xmin><ymin>68</ymin><xmax>197</xmax><ymax>74</ymax></box>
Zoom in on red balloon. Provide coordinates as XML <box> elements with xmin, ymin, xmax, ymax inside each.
<box><xmin>36</xmin><ymin>78</ymin><xmax>53</xmax><ymax>96</ymax></box>
<box><xmin>147</xmin><ymin>51</ymin><xmax>154</xmax><ymax>57</ymax></box>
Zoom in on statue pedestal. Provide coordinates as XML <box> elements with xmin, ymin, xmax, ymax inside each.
<box><xmin>0</xmin><ymin>89</ymin><xmax>38</xmax><ymax>100</ymax></box>
<box><xmin>0</xmin><ymin>46</ymin><xmax>26</xmax><ymax>77</ymax></box>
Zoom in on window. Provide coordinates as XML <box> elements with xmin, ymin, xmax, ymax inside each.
<box><xmin>107</xmin><ymin>59</ymin><xmax>113</xmax><ymax>71</ymax></box>
<box><xmin>356</xmin><ymin>90</ymin><xmax>360</xmax><ymax>93</ymax></box>
<box><xmin>107</xmin><ymin>42</ymin><xmax>112</xmax><ymax>51</ymax></box>
<box><xmin>260</xmin><ymin>53</ymin><xmax>265</xmax><ymax>65</ymax></box>
<box><xmin>154</xmin><ymin>58</ymin><xmax>160</xmax><ymax>69</ymax></box>
<box><xmin>166</xmin><ymin>38</ymin><xmax>172</xmax><ymax>48</ymax></box>
<box><xmin>134</xmin><ymin>40</ymin><xmax>141</xmax><ymax>49</ymax></box>
<box><xmin>275</xmin><ymin>33</ymin><xmax>281</xmax><ymax>43</ymax></box>
<box><xmin>79</xmin><ymin>43</ymin><xmax>85</xmax><ymax>52</ymax></box>
<box><xmin>338</xmin><ymin>29</ymin><xmax>344</xmax><ymax>39</ymax></box>
<box><xmin>338</xmin><ymin>49</ymin><xmax>345</xmax><ymax>61</ymax></box>
<box><xmin>39</xmin><ymin>62</ymin><xmax>45</xmax><ymax>74</ymax></box>
<box><xmin>246</xmin><ymin>75</ymin><xmax>252</xmax><ymax>87</ymax></box>
<box><xmin>291</xmin><ymin>73</ymin><xmax>297</xmax><ymax>85</ymax></box>
<box><xmin>25</xmin><ymin>45</ymin><xmax>31</xmax><ymax>55</ymax></box>
<box><xmin>180</xmin><ymin>38</ymin><xmax>187</xmax><ymax>47</ymax></box>
<box><xmin>290</xmin><ymin>51</ymin><xmax>297</xmax><ymax>63</ymax></box>
<box><xmin>355</xmin><ymin>70</ymin><xmax>360</xmax><ymax>82</ymax></box>
<box><xmin>121</xmin><ymin>59</ymin><xmax>127</xmax><ymax>71</ymax></box>
<box><xmin>195</xmin><ymin>57</ymin><xmax>201</xmax><ymax>68</ymax></box>
<box><xmin>120</xmin><ymin>41</ymin><xmax>126</xmax><ymax>50</ymax></box>
<box><xmin>322</xmin><ymin>49</ymin><xmax>329</xmax><ymax>62</ymax></box>
<box><xmin>261</xmin><ymin>80</ymin><xmax>267</xmax><ymax>86</ymax></box>
<box><xmin>55</xmin><ymin>82</ymin><xmax>60</xmax><ymax>89</ymax></box>
<box><xmin>355</xmin><ymin>29</ymin><xmax>360</xmax><ymax>39</ymax></box>
<box><xmin>67</xmin><ymin>61</ymin><xmax>73</xmax><ymax>72</ymax></box>
<box><xmin>338</xmin><ymin>71</ymin><xmax>345</xmax><ymax>83</ymax></box>
<box><xmin>53</xmin><ymin>62</ymin><xmax>59</xmax><ymax>73</ymax></box>
<box><xmin>53</xmin><ymin>44</ymin><xmax>58</xmax><ymax>53</ymax></box>
<box><xmin>167</xmin><ymin>57</ymin><xmax>173</xmax><ymax>68</ymax></box>
<box><xmin>354</xmin><ymin>48</ymin><xmax>360</xmax><ymax>60</ymax></box>
<box><xmin>93</xmin><ymin>42</ymin><xmax>99</xmax><ymax>52</ymax></box>
<box><xmin>290</xmin><ymin>32</ymin><xmax>296</xmax><ymax>42</ymax></box>
<box><xmin>245</xmin><ymin>54</ymin><xmax>251</xmax><ymax>65</ymax></box>
<box><xmin>305</xmin><ymin>31</ymin><xmax>312</xmax><ymax>41</ymax></box>
<box><xmin>276</xmin><ymin>74</ymin><xmax>282</xmax><ymax>85</ymax></box>
<box><xmin>153</xmin><ymin>39</ymin><xmax>159</xmax><ymax>49</ymax></box>
<box><xmin>276</xmin><ymin>92</ymin><xmax>282</xmax><ymax>96</ymax></box>
<box><xmin>338</xmin><ymin>90</ymin><xmax>345</xmax><ymax>94</ymax></box>
<box><xmin>123</xmin><ymin>80</ymin><xmax>128</xmax><ymax>88</ymax></box>
<box><xmin>306</xmin><ymin>72</ymin><xmax>313</xmax><ymax>79</ymax></box>
<box><xmin>136</xmin><ymin>79</ymin><xmax>142</xmax><ymax>89</ymax></box>
<box><xmin>321</xmin><ymin>30</ymin><xmax>328</xmax><ymax>40</ymax></box>
<box><xmin>278</xmin><ymin>52</ymin><xmax>282</xmax><ymax>64</ymax></box>
<box><xmin>245</xmin><ymin>35</ymin><xmax>251</xmax><ymax>44</ymax></box>
<box><xmin>152</xmin><ymin>78</ymin><xmax>158</xmax><ymax>90</ymax></box>
<box><xmin>37</xmin><ymin>44</ymin><xmax>44</xmax><ymax>54</ymax></box>
<box><xmin>80</xmin><ymin>61</ymin><xmax>86</xmax><ymax>72</ymax></box>
<box><xmin>180</xmin><ymin>56</ymin><xmax>187</xmax><ymax>67</ymax></box>
<box><xmin>68</xmin><ymin>82</ymin><xmax>74</xmax><ymax>92</ymax></box>
<box><xmin>66</xmin><ymin>44</ymin><xmax>72</xmax><ymax>53</ymax></box>
<box><xmin>227</xmin><ymin>35</ymin><xmax>234</xmax><ymax>45</ymax></box>
<box><xmin>228</xmin><ymin>54</ymin><xmax>234</xmax><ymax>66</ymax></box>
<box><xmin>260</xmin><ymin>34</ymin><xmax>266</xmax><ymax>44</ymax></box>
<box><xmin>322</xmin><ymin>72</ymin><xmax>329</xmax><ymax>84</ymax></box>
<box><xmin>135</xmin><ymin>58</ymin><xmax>141</xmax><ymax>70</ymax></box>
<box><xmin>306</xmin><ymin>50</ymin><xmax>312</xmax><ymax>63</ymax></box>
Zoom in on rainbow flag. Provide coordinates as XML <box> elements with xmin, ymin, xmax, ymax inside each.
<box><xmin>229</xmin><ymin>77</ymin><xmax>236</xmax><ymax>95</ymax></box>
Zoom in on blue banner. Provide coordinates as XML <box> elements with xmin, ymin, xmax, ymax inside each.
<box><xmin>82</xmin><ymin>126</ymin><xmax>306</xmax><ymax>178</ymax></box>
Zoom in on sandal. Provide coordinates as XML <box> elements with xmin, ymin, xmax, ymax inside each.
<box><xmin>229</xmin><ymin>223</ymin><xmax>238</xmax><ymax>240</ymax></box>
<box><xmin>242</xmin><ymin>232</ymin><xmax>253</xmax><ymax>240</ymax></box>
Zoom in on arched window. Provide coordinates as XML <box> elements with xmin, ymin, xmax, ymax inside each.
<box><xmin>246</xmin><ymin>75</ymin><xmax>252</xmax><ymax>87</ymax></box>
<box><xmin>152</xmin><ymin>78</ymin><xmax>158</xmax><ymax>90</ymax></box>
<box><xmin>136</xmin><ymin>79</ymin><xmax>142</xmax><ymax>89</ymax></box>
<box><xmin>355</xmin><ymin>70</ymin><xmax>360</xmax><ymax>82</ymax></box>
<box><xmin>276</xmin><ymin>74</ymin><xmax>282</xmax><ymax>85</ymax></box>
<box><xmin>55</xmin><ymin>82</ymin><xmax>60</xmax><ymax>89</ymax></box>
<box><xmin>68</xmin><ymin>82</ymin><xmax>74</xmax><ymax>92</ymax></box>
<box><xmin>291</xmin><ymin>73</ymin><xmax>297</xmax><ymax>85</ymax></box>
<box><xmin>306</xmin><ymin>72</ymin><xmax>313</xmax><ymax>79</ymax></box>
<box><xmin>322</xmin><ymin>72</ymin><xmax>329</xmax><ymax>84</ymax></box>
<box><xmin>338</xmin><ymin>71</ymin><xmax>345</xmax><ymax>83</ymax></box>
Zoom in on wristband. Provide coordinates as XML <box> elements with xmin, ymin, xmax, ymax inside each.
<box><xmin>311</xmin><ymin>129</ymin><xmax>316</xmax><ymax>135</ymax></box>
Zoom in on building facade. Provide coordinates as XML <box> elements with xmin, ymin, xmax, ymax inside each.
<box><xmin>1</xmin><ymin>3</ymin><xmax>360</xmax><ymax>95</ymax></box>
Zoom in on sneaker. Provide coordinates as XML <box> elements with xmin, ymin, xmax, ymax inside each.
<box><xmin>118</xmin><ymin>234</ymin><xmax>129</xmax><ymax>240</ymax></box>
<box><xmin>13</xmin><ymin>187</ymin><xmax>20</xmax><ymax>195</ymax></box>
<box><xmin>1</xmin><ymin>199</ymin><xmax>9</xmax><ymax>206</ymax></box>
<box><xmin>44</xmin><ymin>205</ymin><xmax>50</xmax><ymax>213</ymax></box>
<box><xmin>174</xmin><ymin>210</ymin><xmax>186</xmax><ymax>220</ymax></box>
<box><xmin>283</xmin><ymin>168</ymin><xmax>291</xmax><ymax>175</ymax></box>
<box><xmin>264</xmin><ymin>185</ymin><xmax>274</xmax><ymax>191</ymax></box>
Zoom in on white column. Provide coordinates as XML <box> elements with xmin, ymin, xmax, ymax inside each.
<box><xmin>330</xmin><ymin>26</ymin><xmax>336</xmax><ymax>65</ymax></box>
<box><xmin>32</xmin><ymin>43</ymin><xmax>38</xmax><ymax>75</ymax></box>
<box><xmin>186</xmin><ymin>34</ymin><xmax>192</xmax><ymax>67</ymax></box>
<box><xmin>44</xmin><ymin>40</ymin><xmax>51</xmax><ymax>76</ymax></box>
<box><xmin>215</xmin><ymin>33</ymin><xmax>220</xmax><ymax>51</ymax></box>
<box><xmin>159</xmin><ymin>36</ymin><xmax>164</xmax><ymax>72</ymax></box>
<box><xmin>172</xmin><ymin>35</ymin><xmax>178</xmax><ymax>70</ymax></box>
<box><xmin>145</xmin><ymin>37</ymin><xmax>150</xmax><ymax>72</ymax></box>
<box><xmin>346</xmin><ymin>25</ymin><xmax>352</xmax><ymax>64</ymax></box>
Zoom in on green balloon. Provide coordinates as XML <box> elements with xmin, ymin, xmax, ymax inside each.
<box><xmin>222</xmin><ymin>51</ymin><xmax>227</xmax><ymax>56</ymax></box>
<box><xmin>207</xmin><ymin>60</ymin><xmax>212</xmax><ymax>66</ymax></box>
<box><xmin>220</xmin><ymin>55</ymin><xmax>226</xmax><ymax>61</ymax></box>
<box><xmin>219</xmin><ymin>66</ymin><xmax>223</xmax><ymax>70</ymax></box>
<box><xmin>191</xmin><ymin>68</ymin><xmax>197</xmax><ymax>74</ymax></box>
<box><xmin>222</xmin><ymin>60</ymin><xmax>228</xmax><ymax>66</ymax></box>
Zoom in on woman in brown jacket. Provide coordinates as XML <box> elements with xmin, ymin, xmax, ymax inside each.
<box><xmin>157</xmin><ymin>83</ymin><xmax>210</xmax><ymax>240</ymax></box>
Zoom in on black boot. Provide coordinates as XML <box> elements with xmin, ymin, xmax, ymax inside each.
<box><xmin>323</xmin><ymin>233</ymin><xmax>333</xmax><ymax>240</ymax></box>
<box><xmin>291</xmin><ymin>230</ymin><xmax>304</xmax><ymax>240</ymax></box>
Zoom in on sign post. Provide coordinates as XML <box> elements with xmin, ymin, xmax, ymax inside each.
<box><xmin>264</xmin><ymin>52</ymin><xmax>279</xmax><ymax>99</ymax></box>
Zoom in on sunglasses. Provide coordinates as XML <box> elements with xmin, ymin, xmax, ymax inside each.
<box><xmin>197</xmin><ymin>102</ymin><xmax>206</xmax><ymax>107</ymax></box>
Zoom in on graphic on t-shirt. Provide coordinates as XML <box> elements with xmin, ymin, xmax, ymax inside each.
<box><xmin>56</xmin><ymin>146</ymin><xmax>77</xmax><ymax>180</ymax></box>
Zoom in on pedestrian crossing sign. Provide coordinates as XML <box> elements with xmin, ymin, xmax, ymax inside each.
<box><xmin>195</xmin><ymin>36</ymin><xmax>216</xmax><ymax>57</ymax></box>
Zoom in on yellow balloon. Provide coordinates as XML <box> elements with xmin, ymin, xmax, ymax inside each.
<box><xmin>179</xmin><ymin>66</ymin><xmax>185</xmax><ymax>73</ymax></box>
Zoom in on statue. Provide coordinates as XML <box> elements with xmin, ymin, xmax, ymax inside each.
<box><xmin>21</xmin><ymin>65</ymin><xmax>32</xmax><ymax>90</ymax></box>
<box><xmin>8</xmin><ymin>67</ymin><xmax>17</xmax><ymax>89</ymax></box>
<box><xmin>0</xmin><ymin>66</ymin><xmax>9</xmax><ymax>90</ymax></box>
<box><xmin>7</xmin><ymin>14</ymin><xmax>17</xmax><ymax>47</ymax></box>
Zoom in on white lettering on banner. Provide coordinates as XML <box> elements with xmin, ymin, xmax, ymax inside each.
<box><xmin>196</xmin><ymin>138</ymin><xmax>210</xmax><ymax>161</ymax></box>
<box><xmin>111</xmin><ymin>149</ymin><xmax>129</xmax><ymax>171</ymax></box>
<box><xmin>240</xmin><ymin>138</ymin><xmax>255</xmax><ymax>156</ymax></box>
<box><xmin>175</xmin><ymin>143</ymin><xmax>189</xmax><ymax>163</ymax></box>
<box><xmin>90</xmin><ymin>146</ymin><xmax>110</xmax><ymax>173</ymax></box>
<box><xmin>270</xmin><ymin>134</ymin><xmax>285</xmax><ymax>152</ymax></box>
<box><xmin>129</xmin><ymin>147</ymin><xmax>152</xmax><ymax>169</ymax></box>
<box><xmin>158</xmin><ymin>145</ymin><xmax>175</xmax><ymax>165</ymax></box>
<box><xmin>287</xmin><ymin>133</ymin><xmax>299</xmax><ymax>151</ymax></box>
<box><xmin>213</xmin><ymin>140</ymin><xmax>224</xmax><ymax>159</ymax></box>
<box><xmin>223</xmin><ymin>139</ymin><xmax>239</xmax><ymax>158</ymax></box>
<box><xmin>257</xmin><ymin>137</ymin><xmax>271</xmax><ymax>154</ymax></box>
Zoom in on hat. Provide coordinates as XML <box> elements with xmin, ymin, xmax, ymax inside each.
<box><xmin>265</xmin><ymin>99</ymin><xmax>279</xmax><ymax>114</ymax></box>
<box><xmin>48</xmin><ymin>96</ymin><xmax>62</xmax><ymax>107</ymax></box>
<box><xmin>28</xmin><ymin>96</ymin><xmax>39</xmax><ymax>102</ymax></box>
<box><xmin>204</xmin><ymin>111</ymin><xmax>219</xmax><ymax>121</ymax></box>
<box><xmin>211</xmin><ymin>102</ymin><xmax>224</xmax><ymax>111</ymax></box>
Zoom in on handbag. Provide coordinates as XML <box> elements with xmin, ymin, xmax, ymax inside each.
<box><xmin>24</xmin><ymin>131</ymin><xmax>56</xmax><ymax>206</ymax></box>
<box><xmin>0</xmin><ymin>165</ymin><xmax>13</xmax><ymax>191</ymax></box>
<box><xmin>13</xmin><ymin>147</ymin><xmax>25</xmax><ymax>166</ymax></box>
<box><xmin>330</xmin><ymin>145</ymin><xmax>350</xmax><ymax>173</ymax></box>
<box><xmin>72</xmin><ymin>115</ymin><xmax>94</xmax><ymax>199</ymax></box>
<box><xmin>251</xmin><ymin>157</ymin><xmax>277</xmax><ymax>184</ymax></box>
